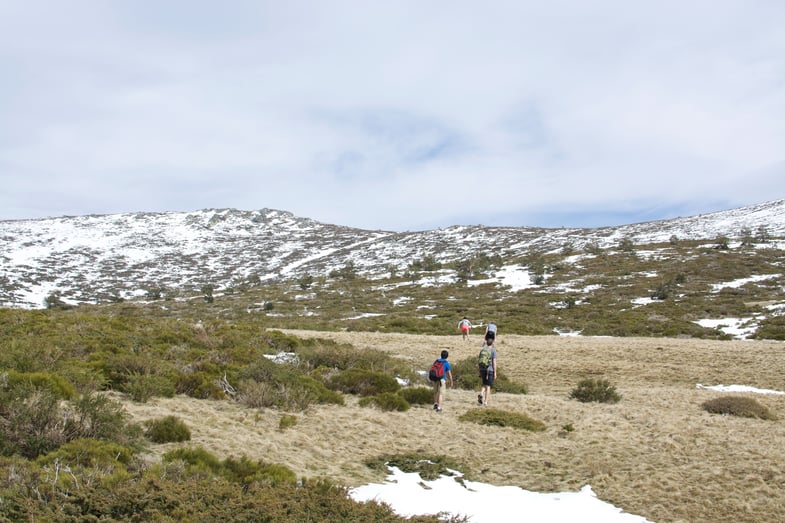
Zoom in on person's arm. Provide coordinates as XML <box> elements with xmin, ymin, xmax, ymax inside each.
<box><xmin>447</xmin><ymin>369</ymin><xmax>453</xmax><ymax>387</ymax></box>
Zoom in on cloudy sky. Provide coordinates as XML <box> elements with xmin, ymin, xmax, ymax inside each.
<box><xmin>1</xmin><ymin>1</ymin><xmax>784</xmax><ymax>231</ymax></box>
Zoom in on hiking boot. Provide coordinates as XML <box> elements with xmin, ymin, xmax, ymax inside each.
<box><xmin>433</xmin><ymin>403</ymin><xmax>439</xmax><ymax>410</ymax></box>
<box><xmin>436</xmin><ymin>407</ymin><xmax>442</xmax><ymax>413</ymax></box>
<box><xmin>477</xmin><ymin>394</ymin><xmax>483</xmax><ymax>405</ymax></box>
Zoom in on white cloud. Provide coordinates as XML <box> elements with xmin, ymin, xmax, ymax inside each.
<box><xmin>1</xmin><ymin>1</ymin><xmax>784</xmax><ymax>230</ymax></box>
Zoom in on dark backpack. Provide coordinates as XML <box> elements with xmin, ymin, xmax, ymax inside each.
<box><xmin>428</xmin><ymin>359</ymin><xmax>445</xmax><ymax>381</ymax></box>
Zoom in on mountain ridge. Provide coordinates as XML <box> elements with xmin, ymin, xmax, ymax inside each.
<box><xmin>1</xmin><ymin>199</ymin><xmax>784</xmax><ymax>309</ymax></box>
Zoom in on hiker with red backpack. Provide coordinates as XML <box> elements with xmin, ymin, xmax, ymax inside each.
<box><xmin>428</xmin><ymin>350</ymin><xmax>453</xmax><ymax>413</ymax></box>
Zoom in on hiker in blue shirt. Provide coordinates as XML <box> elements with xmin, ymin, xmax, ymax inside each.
<box><xmin>431</xmin><ymin>350</ymin><xmax>453</xmax><ymax>413</ymax></box>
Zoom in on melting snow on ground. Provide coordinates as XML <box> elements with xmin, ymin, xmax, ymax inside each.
<box><xmin>697</xmin><ymin>384</ymin><xmax>785</xmax><ymax>395</ymax></box>
<box><xmin>468</xmin><ymin>264</ymin><xmax>534</xmax><ymax>292</ymax></box>
<box><xmin>350</xmin><ymin>466</ymin><xmax>651</xmax><ymax>523</ymax></box>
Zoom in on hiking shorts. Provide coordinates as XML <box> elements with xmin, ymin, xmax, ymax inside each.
<box><xmin>482</xmin><ymin>372</ymin><xmax>495</xmax><ymax>387</ymax></box>
<box><xmin>461</xmin><ymin>325</ymin><xmax>469</xmax><ymax>334</ymax></box>
<box><xmin>433</xmin><ymin>378</ymin><xmax>446</xmax><ymax>393</ymax></box>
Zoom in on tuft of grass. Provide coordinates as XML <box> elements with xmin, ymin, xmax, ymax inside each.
<box><xmin>458</xmin><ymin>408</ymin><xmax>546</xmax><ymax>432</ymax></box>
<box><xmin>702</xmin><ymin>396</ymin><xmax>777</xmax><ymax>420</ymax></box>
<box><xmin>569</xmin><ymin>378</ymin><xmax>621</xmax><ymax>403</ymax></box>
<box><xmin>279</xmin><ymin>414</ymin><xmax>298</xmax><ymax>430</ymax></box>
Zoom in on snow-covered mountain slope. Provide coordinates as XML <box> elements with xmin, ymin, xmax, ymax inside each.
<box><xmin>1</xmin><ymin>200</ymin><xmax>784</xmax><ymax>309</ymax></box>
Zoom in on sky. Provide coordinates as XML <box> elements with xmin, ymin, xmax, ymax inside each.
<box><xmin>349</xmin><ymin>383</ymin><xmax>783</xmax><ymax>522</ymax></box>
<box><xmin>1</xmin><ymin>1</ymin><xmax>784</xmax><ymax>231</ymax></box>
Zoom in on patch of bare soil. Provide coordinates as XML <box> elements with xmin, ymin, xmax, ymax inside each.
<box><xmin>120</xmin><ymin>332</ymin><xmax>785</xmax><ymax>523</ymax></box>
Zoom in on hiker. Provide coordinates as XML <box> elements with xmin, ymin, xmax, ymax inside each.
<box><xmin>430</xmin><ymin>349</ymin><xmax>453</xmax><ymax>413</ymax></box>
<box><xmin>484</xmin><ymin>322</ymin><xmax>497</xmax><ymax>342</ymax></box>
<box><xmin>478</xmin><ymin>335</ymin><xmax>497</xmax><ymax>406</ymax></box>
<box><xmin>458</xmin><ymin>316</ymin><xmax>472</xmax><ymax>341</ymax></box>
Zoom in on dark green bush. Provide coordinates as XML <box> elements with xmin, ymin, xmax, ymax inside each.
<box><xmin>328</xmin><ymin>368</ymin><xmax>401</xmax><ymax>396</ymax></box>
<box><xmin>702</xmin><ymin>396</ymin><xmax>777</xmax><ymax>420</ymax></box>
<box><xmin>569</xmin><ymin>378</ymin><xmax>621</xmax><ymax>403</ymax></box>
<box><xmin>359</xmin><ymin>392</ymin><xmax>410</xmax><ymax>412</ymax></box>
<box><xmin>458</xmin><ymin>408</ymin><xmax>546</xmax><ymax>432</ymax></box>
<box><xmin>145</xmin><ymin>415</ymin><xmax>191</xmax><ymax>443</ymax></box>
<box><xmin>175</xmin><ymin>371</ymin><xmax>226</xmax><ymax>399</ymax></box>
<box><xmin>398</xmin><ymin>386</ymin><xmax>434</xmax><ymax>405</ymax></box>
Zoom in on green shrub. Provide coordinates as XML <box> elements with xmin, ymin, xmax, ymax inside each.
<box><xmin>459</xmin><ymin>408</ymin><xmax>546</xmax><ymax>432</ymax></box>
<box><xmin>222</xmin><ymin>456</ymin><xmax>297</xmax><ymax>488</ymax></box>
<box><xmin>175</xmin><ymin>371</ymin><xmax>226</xmax><ymax>399</ymax></box>
<box><xmin>37</xmin><ymin>438</ymin><xmax>133</xmax><ymax>468</ymax></box>
<box><xmin>124</xmin><ymin>372</ymin><xmax>176</xmax><ymax>403</ymax></box>
<box><xmin>163</xmin><ymin>446</ymin><xmax>223</xmax><ymax>474</ymax></box>
<box><xmin>702</xmin><ymin>396</ymin><xmax>777</xmax><ymax>420</ymax></box>
<box><xmin>279</xmin><ymin>414</ymin><xmax>297</xmax><ymax>430</ymax></box>
<box><xmin>3</xmin><ymin>370</ymin><xmax>75</xmax><ymax>399</ymax></box>
<box><xmin>569</xmin><ymin>378</ymin><xmax>621</xmax><ymax>403</ymax></box>
<box><xmin>359</xmin><ymin>392</ymin><xmax>410</xmax><ymax>412</ymax></box>
<box><xmin>328</xmin><ymin>368</ymin><xmax>401</xmax><ymax>396</ymax></box>
<box><xmin>145</xmin><ymin>415</ymin><xmax>191</xmax><ymax>443</ymax></box>
<box><xmin>398</xmin><ymin>386</ymin><xmax>434</xmax><ymax>405</ymax></box>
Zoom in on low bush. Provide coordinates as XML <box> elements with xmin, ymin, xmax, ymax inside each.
<box><xmin>459</xmin><ymin>408</ymin><xmax>546</xmax><ymax>432</ymax></box>
<box><xmin>237</xmin><ymin>373</ymin><xmax>344</xmax><ymax>411</ymax></box>
<box><xmin>359</xmin><ymin>392</ymin><xmax>410</xmax><ymax>412</ymax></box>
<box><xmin>145</xmin><ymin>415</ymin><xmax>191</xmax><ymax>443</ymax></box>
<box><xmin>328</xmin><ymin>368</ymin><xmax>400</xmax><ymax>397</ymax></box>
<box><xmin>398</xmin><ymin>386</ymin><xmax>434</xmax><ymax>405</ymax></box>
<box><xmin>702</xmin><ymin>396</ymin><xmax>777</xmax><ymax>420</ymax></box>
<box><xmin>124</xmin><ymin>372</ymin><xmax>176</xmax><ymax>403</ymax></box>
<box><xmin>175</xmin><ymin>371</ymin><xmax>226</xmax><ymax>399</ymax></box>
<box><xmin>569</xmin><ymin>378</ymin><xmax>621</xmax><ymax>403</ymax></box>
<box><xmin>279</xmin><ymin>414</ymin><xmax>297</xmax><ymax>430</ymax></box>
<box><xmin>2</xmin><ymin>370</ymin><xmax>76</xmax><ymax>399</ymax></box>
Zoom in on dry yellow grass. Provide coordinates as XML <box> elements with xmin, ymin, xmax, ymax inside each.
<box><xmin>120</xmin><ymin>332</ymin><xmax>785</xmax><ymax>523</ymax></box>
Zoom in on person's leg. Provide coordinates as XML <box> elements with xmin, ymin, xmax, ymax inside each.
<box><xmin>433</xmin><ymin>381</ymin><xmax>440</xmax><ymax>409</ymax></box>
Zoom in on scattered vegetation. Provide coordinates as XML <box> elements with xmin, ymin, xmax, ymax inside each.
<box><xmin>365</xmin><ymin>453</ymin><xmax>472</xmax><ymax>481</ymax></box>
<box><xmin>702</xmin><ymin>396</ymin><xmax>777</xmax><ymax>420</ymax></box>
<box><xmin>569</xmin><ymin>378</ymin><xmax>622</xmax><ymax>403</ymax></box>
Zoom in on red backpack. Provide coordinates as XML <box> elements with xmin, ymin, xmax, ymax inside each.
<box><xmin>428</xmin><ymin>359</ymin><xmax>445</xmax><ymax>381</ymax></box>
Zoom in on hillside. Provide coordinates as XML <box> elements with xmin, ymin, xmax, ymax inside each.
<box><xmin>2</xmin><ymin>199</ymin><xmax>784</xmax><ymax>340</ymax></box>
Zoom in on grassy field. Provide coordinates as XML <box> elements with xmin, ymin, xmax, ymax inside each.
<box><xmin>120</xmin><ymin>330</ymin><xmax>785</xmax><ymax>523</ymax></box>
